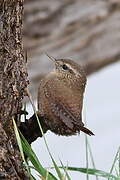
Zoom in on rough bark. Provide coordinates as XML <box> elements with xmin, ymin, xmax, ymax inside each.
<box><xmin>0</xmin><ymin>0</ymin><xmax>29</xmax><ymax>179</ymax></box>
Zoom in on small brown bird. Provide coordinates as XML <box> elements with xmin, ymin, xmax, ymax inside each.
<box><xmin>38</xmin><ymin>55</ymin><xmax>94</xmax><ymax>136</ymax></box>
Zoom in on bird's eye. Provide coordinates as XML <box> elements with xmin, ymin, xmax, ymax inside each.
<box><xmin>62</xmin><ymin>64</ymin><xmax>69</xmax><ymax>70</ymax></box>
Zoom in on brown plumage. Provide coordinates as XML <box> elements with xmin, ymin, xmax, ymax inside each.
<box><xmin>38</xmin><ymin>55</ymin><xmax>94</xmax><ymax>136</ymax></box>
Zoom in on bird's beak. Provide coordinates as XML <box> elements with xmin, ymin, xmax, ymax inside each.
<box><xmin>45</xmin><ymin>53</ymin><xmax>57</xmax><ymax>63</ymax></box>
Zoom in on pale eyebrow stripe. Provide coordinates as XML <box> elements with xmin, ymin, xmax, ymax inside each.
<box><xmin>65</xmin><ymin>63</ymin><xmax>83</xmax><ymax>77</ymax></box>
<box><xmin>65</xmin><ymin>63</ymin><xmax>78</xmax><ymax>74</ymax></box>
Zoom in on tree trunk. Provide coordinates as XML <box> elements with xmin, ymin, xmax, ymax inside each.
<box><xmin>0</xmin><ymin>0</ymin><xmax>120</xmax><ymax>178</ymax></box>
<box><xmin>0</xmin><ymin>0</ymin><xmax>29</xmax><ymax>179</ymax></box>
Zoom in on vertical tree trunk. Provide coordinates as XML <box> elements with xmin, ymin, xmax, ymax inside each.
<box><xmin>0</xmin><ymin>0</ymin><xmax>29</xmax><ymax>179</ymax></box>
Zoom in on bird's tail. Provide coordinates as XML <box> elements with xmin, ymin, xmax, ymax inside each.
<box><xmin>80</xmin><ymin>126</ymin><xmax>94</xmax><ymax>136</ymax></box>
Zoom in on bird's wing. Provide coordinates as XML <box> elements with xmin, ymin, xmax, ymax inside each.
<box><xmin>44</xmin><ymin>82</ymin><xmax>94</xmax><ymax>136</ymax></box>
<box><xmin>47</xmin><ymin>95</ymin><xmax>94</xmax><ymax>135</ymax></box>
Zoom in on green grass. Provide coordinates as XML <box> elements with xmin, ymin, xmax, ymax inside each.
<box><xmin>13</xmin><ymin>94</ymin><xmax>120</xmax><ymax>180</ymax></box>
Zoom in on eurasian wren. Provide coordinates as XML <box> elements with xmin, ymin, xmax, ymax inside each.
<box><xmin>38</xmin><ymin>55</ymin><xmax>94</xmax><ymax>136</ymax></box>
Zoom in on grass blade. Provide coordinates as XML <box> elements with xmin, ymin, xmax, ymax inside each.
<box><xmin>84</xmin><ymin>111</ymin><xmax>98</xmax><ymax>180</ymax></box>
<box><xmin>59</xmin><ymin>167</ymin><xmax>117</xmax><ymax>179</ymax></box>
<box><xmin>85</xmin><ymin>135</ymin><xmax>89</xmax><ymax>180</ymax></box>
<box><xmin>51</xmin><ymin>157</ymin><xmax>64</xmax><ymax>180</ymax></box>
<box><xmin>13</xmin><ymin>119</ymin><xmax>30</xmax><ymax>172</ymax></box>
<box><xmin>119</xmin><ymin>148</ymin><xmax>120</xmax><ymax>176</ymax></box>
<box><xmin>20</xmin><ymin>132</ymin><xmax>57</xmax><ymax>180</ymax></box>
<box><xmin>109</xmin><ymin>147</ymin><xmax>120</xmax><ymax>180</ymax></box>
<box><xmin>87</xmin><ymin>139</ymin><xmax>99</xmax><ymax>180</ymax></box>
<box><xmin>60</xmin><ymin>160</ymin><xmax>71</xmax><ymax>180</ymax></box>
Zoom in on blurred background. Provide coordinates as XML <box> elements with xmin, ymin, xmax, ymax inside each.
<box><xmin>23</xmin><ymin>0</ymin><xmax>120</xmax><ymax>179</ymax></box>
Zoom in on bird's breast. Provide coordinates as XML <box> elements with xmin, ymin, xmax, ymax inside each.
<box><xmin>41</xmin><ymin>78</ymin><xmax>83</xmax><ymax>119</ymax></box>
